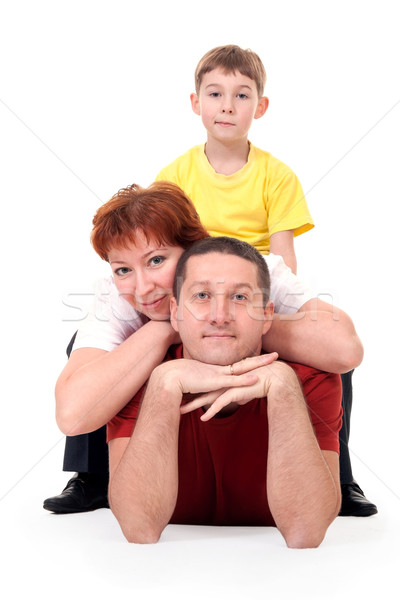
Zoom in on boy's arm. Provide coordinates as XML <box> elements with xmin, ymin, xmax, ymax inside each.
<box><xmin>262</xmin><ymin>298</ymin><xmax>364</xmax><ymax>373</ymax></box>
<box><xmin>269</xmin><ymin>230</ymin><xmax>297</xmax><ymax>273</ymax></box>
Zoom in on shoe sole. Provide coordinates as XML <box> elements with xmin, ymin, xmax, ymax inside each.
<box><xmin>338</xmin><ymin>507</ymin><xmax>378</xmax><ymax>517</ymax></box>
<box><xmin>43</xmin><ymin>501</ymin><xmax>109</xmax><ymax>514</ymax></box>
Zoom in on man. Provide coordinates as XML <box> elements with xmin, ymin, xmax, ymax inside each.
<box><xmin>107</xmin><ymin>237</ymin><xmax>342</xmax><ymax>547</ymax></box>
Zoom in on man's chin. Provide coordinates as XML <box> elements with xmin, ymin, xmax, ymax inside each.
<box><xmin>187</xmin><ymin>347</ymin><xmax>242</xmax><ymax>366</ymax></box>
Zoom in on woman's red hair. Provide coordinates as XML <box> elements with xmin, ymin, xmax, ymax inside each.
<box><xmin>91</xmin><ymin>181</ymin><xmax>209</xmax><ymax>261</ymax></box>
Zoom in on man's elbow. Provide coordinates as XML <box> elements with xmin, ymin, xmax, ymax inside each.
<box><xmin>109</xmin><ymin>491</ymin><xmax>165</xmax><ymax>544</ymax></box>
<box><xmin>284</xmin><ymin>527</ymin><xmax>326</xmax><ymax>549</ymax></box>
<box><xmin>122</xmin><ymin>523</ymin><xmax>162</xmax><ymax>544</ymax></box>
<box><xmin>281</xmin><ymin>498</ymin><xmax>340</xmax><ymax>549</ymax></box>
<box><xmin>114</xmin><ymin>511</ymin><xmax>163</xmax><ymax>544</ymax></box>
<box><xmin>281</xmin><ymin>518</ymin><xmax>334</xmax><ymax>549</ymax></box>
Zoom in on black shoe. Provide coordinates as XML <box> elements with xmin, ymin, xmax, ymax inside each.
<box><xmin>339</xmin><ymin>482</ymin><xmax>378</xmax><ymax>517</ymax></box>
<box><xmin>43</xmin><ymin>473</ymin><xmax>109</xmax><ymax>514</ymax></box>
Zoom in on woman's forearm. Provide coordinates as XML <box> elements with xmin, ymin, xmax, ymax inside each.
<box><xmin>263</xmin><ymin>301</ymin><xmax>363</xmax><ymax>373</ymax></box>
<box><xmin>55</xmin><ymin>320</ymin><xmax>177</xmax><ymax>435</ymax></box>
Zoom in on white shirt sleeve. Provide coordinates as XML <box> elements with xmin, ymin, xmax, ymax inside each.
<box><xmin>72</xmin><ymin>277</ymin><xmax>148</xmax><ymax>352</ymax></box>
<box><xmin>264</xmin><ymin>254</ymin><xmax>315</xmax><ymax>314</ymax></box>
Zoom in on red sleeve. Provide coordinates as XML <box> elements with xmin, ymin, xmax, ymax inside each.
<box><xmin>106</xmin><ymin>386</ymin><xmax>145</xmax><ymax>442</ymax></box>
<box><xmin>106</xmin><ymin>344</ymin><xmax>183</xmax><ymax>443</ymax></box>
<box><xmin>288</xmin><ymin>362</ymin><xmax>343</xmax><ymax>453</ymax></box>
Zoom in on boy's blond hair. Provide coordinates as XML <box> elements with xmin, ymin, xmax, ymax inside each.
<box><xmin>194</xmin><ymin>45</ymin><xmax>266</xmax><ymax>97</ymax></box>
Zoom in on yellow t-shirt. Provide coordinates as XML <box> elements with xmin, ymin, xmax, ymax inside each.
<box><xmin>156</xmin><ymin>143</ymin><xmax>314</xmax><ymax>255</ymax></box>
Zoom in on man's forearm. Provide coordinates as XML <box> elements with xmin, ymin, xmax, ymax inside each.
<box><xmin>109</xmin><ymin>370</ymin><xmax>181</xmax><ymax>544</ymax></box>
<box><xmin>266</xmin><ymin>364</ymin><xmax>340</xmax><ymax>548</ymax></box>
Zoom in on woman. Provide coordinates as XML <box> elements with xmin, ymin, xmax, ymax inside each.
<box><xmin>45</xmin><ymin>181</ymin><xmax>363</xmax><ymax>513</ymax></box>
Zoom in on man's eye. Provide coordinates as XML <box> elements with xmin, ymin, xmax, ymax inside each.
<box><xmin>196</xmin><ymin>292</ymin><xmax>209</xmax><ymax>300</ymax></box>
<box><xmin>233</xmin><ymin>294</ymin><xmax>247</xmax><ymax>301</ymax></box>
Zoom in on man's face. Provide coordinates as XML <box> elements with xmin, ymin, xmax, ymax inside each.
<box><xmin>170</xmin><ymin>252</ymin><xmax>273</xmax><ymax>365</ymax></box>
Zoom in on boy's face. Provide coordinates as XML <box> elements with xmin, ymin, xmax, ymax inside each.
<box><xmin>191</xmin><ymin>68</ymin><xmax>268</xmax><ymax>144</ymax></box>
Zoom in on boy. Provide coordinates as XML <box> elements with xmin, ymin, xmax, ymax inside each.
<box><xmin>156</xmin><ymin>44</ymin><xmax>376</xmax><ymax>517</ymax></box>
<box><xmin>156</xmin><ymin>44</ymin><xmax>313</xmax><ymax>274</ymax></box>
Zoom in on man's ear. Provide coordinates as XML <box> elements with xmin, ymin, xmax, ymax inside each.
<box><xmin>170</xmin><ymin>296</ymin><xmax>179</xmax><ymax>332</ymax></box>
<box><xmin>254</xmin><ymin>96</ymin><xmax>269</xmax><ymax>120</ymax></box>
<box><xmin>262</xmin><ymin>300</ymin><xmax>274</xmax><ymax>335</ymax></box>
<box><xmin>190</xmin><ymin>93</ymin><xmax>201</xmax><ymax>115</ymax></box>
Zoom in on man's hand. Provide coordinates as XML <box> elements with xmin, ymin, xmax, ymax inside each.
<box><xmin>180</xmin><ymin>359</ymin><xmax>296</xmax><ymax>421</ymax></box>
<box><xmin>154</xmin><ymin>352</ymin><xmax>279</xmax><ymax>401</ymax></box>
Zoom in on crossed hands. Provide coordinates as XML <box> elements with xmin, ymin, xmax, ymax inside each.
<box><xmin>157</xmin><ymin>351</ymin><xmax>288</xmax><ymax>421</ymax></box>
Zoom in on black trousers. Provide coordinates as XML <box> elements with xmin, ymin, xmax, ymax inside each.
<box><xmin>61</xmin><ymin>334</ymin><xmax>355</xmax><ymax>484</ymax></box>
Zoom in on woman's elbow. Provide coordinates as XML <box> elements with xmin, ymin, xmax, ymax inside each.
<box><xmin>55</xmin><ymin>385</ymin><xmax>86</xmax><ymax>436</ymax></box>
<box><xmin>55</xmin><ymin>406</ymin><xmax>83</xmax><ymax>436</ymax></box>
<box><xmin>336</xmin><ymin>335</ymin><xmax>364</xmax><ymax>373</ymax></box>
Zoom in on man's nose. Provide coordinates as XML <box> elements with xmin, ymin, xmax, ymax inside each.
<box><xmin>209</xmin><ymin>297</ymin><xmax>232</xmax><ymax>325</ymax></box>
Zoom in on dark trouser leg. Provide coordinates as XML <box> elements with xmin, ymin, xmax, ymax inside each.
<box><xmin>339</xmin><ymin>370</ymin><xmax>354</xmax><ymax>484</ymax></box>
<box><xmin>62</xmin><ymin>331</ymin><xmax>109</xmax><ymax>478</ymax></box>
<box><xmin>63</xmin><ymin>428</ymin><xmax>109</xmax><ymax>475</ymax></box>
<box><xmin>338</xmin><ymin>370</ymin><xmax>378</xmax><ymax>516</ymax></box>
<box><xmin>43</xmin><ymin>332</ymin><xmax>109</xmax><ymax>512</ymax></box>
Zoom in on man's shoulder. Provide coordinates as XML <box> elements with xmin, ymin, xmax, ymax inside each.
<box><xmin>283</xmin><ymin>361</ymin><xmax>342</xmax><ymax>400</ymax></box>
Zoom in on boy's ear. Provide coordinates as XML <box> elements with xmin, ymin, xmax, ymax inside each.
<box><xmin>190</xmin><ymin>93</ymin><xmax>201</xmax><ymax>115</ymax></box>
<box><xmin>254</xmin><ymin>96</ymin><xmax>269</xmax><ymax>120</ymax></box>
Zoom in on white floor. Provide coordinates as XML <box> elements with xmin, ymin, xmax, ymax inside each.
<box><xmin>2</xmin><ymin>443</ymin><xmax>399</xmax><ymax>600</ymax></box>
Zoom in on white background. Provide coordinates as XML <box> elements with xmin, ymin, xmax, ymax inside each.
<box><xmin>0</xmin><ymin>0</ymin><xmax>399</xmax><ymax>598</ymax></box>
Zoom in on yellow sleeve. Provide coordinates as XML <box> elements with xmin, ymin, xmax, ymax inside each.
<box><xmin>266</xmin><ymin>160</ymin><xmax>314</xmax><ymax>238</ymax></box>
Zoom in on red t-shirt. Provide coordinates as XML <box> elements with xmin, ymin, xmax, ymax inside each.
<box><xmin>107</xmin><ymin>346</ymin><xmax>342</xmax><ymax>526</ymax></box>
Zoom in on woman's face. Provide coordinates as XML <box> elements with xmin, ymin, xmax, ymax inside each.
<box><xmin>108</xmin><ymin>230</ymin><xmax>184</xmax><ymax>320</ymax></box>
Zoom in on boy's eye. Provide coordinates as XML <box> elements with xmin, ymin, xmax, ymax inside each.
<box><xmin>209</xmin><ymin>92</ymin><xmax>220</xmax><ymax>98</ymax></box>
<box><xmin>237</xmin><ymin>93</ymin><xmax>248</xmax><ymax>100</ymax></box>
<box><xmin>149</xmin><ymin>255</ymin><xmax>165</xmax><ymax>267</ymax></box>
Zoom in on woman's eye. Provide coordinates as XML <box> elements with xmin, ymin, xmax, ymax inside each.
<box><xmin>115</xmin><ymin>267</ymin><xmax>130</xmax><ymax>277</ymax></box>
<box><xmin>149</xmin><ymin>255</ymin><xmax>164</xmax><ymax>267</ymax></box>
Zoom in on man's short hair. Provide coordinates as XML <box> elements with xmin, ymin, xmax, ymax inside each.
<box><xmin>195</xmin><ymin>45</ymin><xmax>267</xmax><ymax>97</ymax></box>
<box><xmin>173</xmin><ymin>236</ymin><xmax>270</xmax><ymax>306</ymax></box>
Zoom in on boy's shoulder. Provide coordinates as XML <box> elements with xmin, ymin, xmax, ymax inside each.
<box><xmin>160</xmin><ymin>145</ymin><xmax>203</xmax><ymax>170</ymax></box>
<box><xmin>250</xmin><ymin>144</ymin><xmax>293</xmax><ymax>172</ymax></box>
